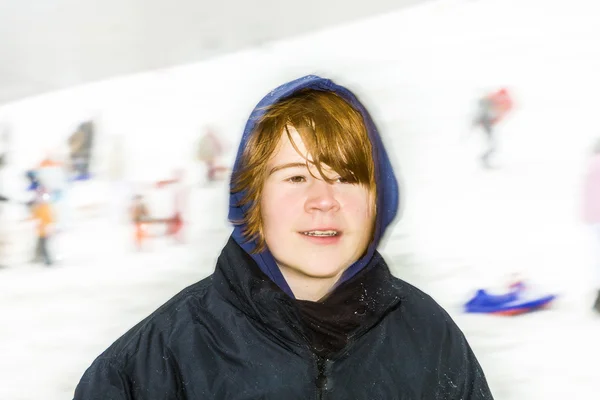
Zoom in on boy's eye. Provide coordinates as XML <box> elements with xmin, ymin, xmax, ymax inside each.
<box><xmin>287</xmin><ymin>176</ymin><xmax>306</xmax><ymax>183</ymax></box>
<box><xmin>337</xmin><ymin>175</ymin><xmax>357</xmax><ymax>184</ymax></box>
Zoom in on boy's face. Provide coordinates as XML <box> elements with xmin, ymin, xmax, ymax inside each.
<box><xmin>261</xmin><ymin>126</ymin><xmax>375</xmax><ymax>283</ymax></box>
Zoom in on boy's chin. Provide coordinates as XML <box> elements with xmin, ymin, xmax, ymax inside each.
<box><xmin>287</xmin><ymin>261</ymin><xmax>349</xmax><ymax>280</ymax></box>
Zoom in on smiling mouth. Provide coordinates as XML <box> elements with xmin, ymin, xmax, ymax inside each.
<box><xmin>301</xmin><ymin>230</ymin><xmax>340</xmax><ymax>237</ymax></box>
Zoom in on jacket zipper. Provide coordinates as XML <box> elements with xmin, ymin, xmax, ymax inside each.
<box><xmin>312</xmin><ymin>297</ymin><xmax>401</xmax><ymax>399</ymax></box>
<box><xmin>274</xmin><ymin>299</ymin><xmax>330</xmax><ymax>400</ymax></box>
<box><xmin>314</xmin><ymin>355</ymin><xmax>329</xmax><ymax>400</ymax></box>
<box><xmin>276</xmin><ymin>296</ymin><xmax>398</xmax><ymax>399</ymax></box>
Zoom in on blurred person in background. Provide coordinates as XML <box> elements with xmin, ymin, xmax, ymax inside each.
<box><xmin>0</xmin><ymin>193</ymin><xmax>6</xmax><ymax>266</ymax></box>
<box><xmin>68</xmin><ymin>121</ymin><xmax>95</xmax><ymax>180</ymax></box>
<box><xmin>583</xmin><ymin>138</ymin><xmax>600</xmax><ymax>313</ymax></box>
<box><xmin>0</xmin><ymin>124</ymin><xmax>9</xmax><ymax>170</ymax></box>
<box><xmin>37</xmin><ymin>152</ymin><xmax>69</xmax><ymax>232</ymax></box>
<box><xmin>0</xmin><ymin>128</ymin><xmax>8</xmax><ymax>204</ymax></box>
<box><xmin>130</xmin><ymin>194</ymin><xmax>150</xmax><ymax>251</ymax></box>
<box><xmin>196</xmin><ymin>126</ymin><xmax>229</xmax><ymax>182</ymax></box>
<box><xmin>472</xmin><ymin>88</ymin><xmax>513</xmax><ymax>169</ymax></box>
<box><xmin>74</xmin><ymin>76</ymin><xmax>492</xmax><ymax>399</ymax></box>
<box><xmin>30</xmin><ymin>187</ymin><xmax>54</xmax><ymax>266</ymax></box>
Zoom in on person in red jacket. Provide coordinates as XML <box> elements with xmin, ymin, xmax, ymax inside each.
<box><xmin>473</xmin><ymin>88</ymin><xmax>513</xmax><ymax>168</ymax></box>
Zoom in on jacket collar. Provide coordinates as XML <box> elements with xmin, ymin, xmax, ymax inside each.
<box><xmin>213</xmin><ymin>236</ymin><xmax>403</xmax><ymax>355</ymax></box>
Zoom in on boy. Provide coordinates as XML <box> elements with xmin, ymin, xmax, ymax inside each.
<box><xmin>74</xmin><ymin>75</ymin><xmax>493</xmax><ymax>399</ymax></box>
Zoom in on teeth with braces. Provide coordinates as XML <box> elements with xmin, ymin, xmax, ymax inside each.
<box><xmin>302</xmin><ymin>231</ymin><xmax>338</xmax><ymax>237</ymax></box>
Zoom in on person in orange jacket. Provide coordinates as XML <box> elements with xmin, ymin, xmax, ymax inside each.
<box><xmin>131</xmin><ymin>194</ymin><xmax>150</xmax><ymax>250</ymax></box>
<box><xmin>31</xmin><ymin>188</ymin><xmax>54</xmax><ymax>265</ymax></box>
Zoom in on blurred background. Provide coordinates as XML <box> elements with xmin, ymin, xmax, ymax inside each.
<box><xmin>1</xmin><ymin>0</ymin><xmax>600</xmax><ymax>398</ymax></box>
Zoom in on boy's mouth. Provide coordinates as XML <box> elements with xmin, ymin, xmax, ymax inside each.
<box><xmin>301</xmin><ymin>230</ymin><xmax>339</xmax><ymax>237</ymax></box>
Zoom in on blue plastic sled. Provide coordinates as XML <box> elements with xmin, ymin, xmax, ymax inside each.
<box><xmin>465</xmin><ymin>283</ymin><xmax>556</xmax><ymax>315</ymax></box>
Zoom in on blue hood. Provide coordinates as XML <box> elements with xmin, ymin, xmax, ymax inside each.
<box><xmin>228</xmin><ymin>75</ymin><xmax>399</xmax><ymax>299</ymax></box>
